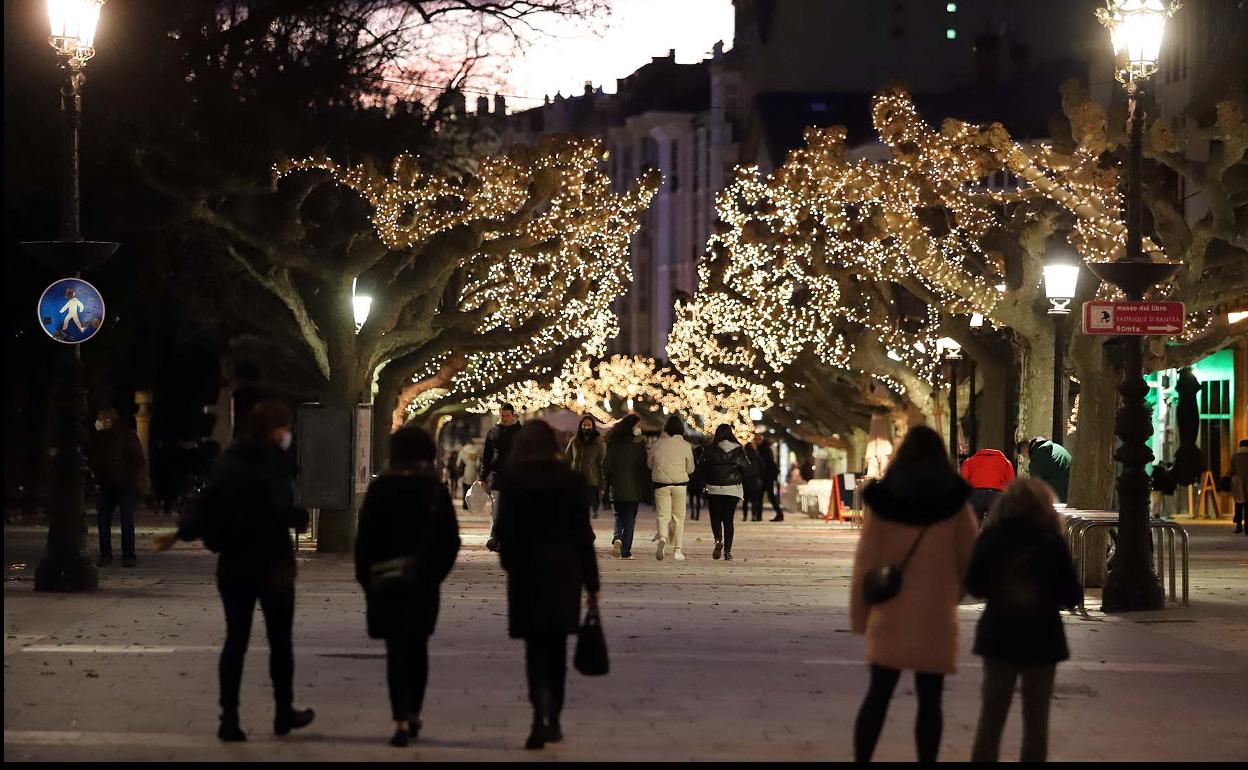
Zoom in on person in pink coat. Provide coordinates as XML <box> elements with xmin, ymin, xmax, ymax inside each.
<box><xmin>850</xmin><ymin>425</ymin><xmax>979</xmax><ymax>763</ymax></box>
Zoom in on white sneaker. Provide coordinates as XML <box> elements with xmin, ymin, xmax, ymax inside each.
<box><xmin>611</xmin><ymin>539</ymin><xmax>622</xmax><ymax>558</ymax></box>
<box><xmin>673</xmin><ymin>549</ymin><xmax>686</xmax><ymax>561</ymax></box>
<box><xmin>655</xmin><ymin>538</ymin><xmax>666</xmax><ymax>561</ymax></box>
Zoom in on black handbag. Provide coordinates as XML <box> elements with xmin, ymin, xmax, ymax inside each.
<box><xmin>369</xmin><ymin>554</ymin><xmax>422</xmax><ymax>599</ymax></box>
<box><xmin>862</xmin><ymin>525</ymin><xmax>930</xmax><ymax>605</ymax></box>
<box><xmin>573</xmin><ymin>607</ymin><xmax>609</xmax><ymax>676</ymax></box>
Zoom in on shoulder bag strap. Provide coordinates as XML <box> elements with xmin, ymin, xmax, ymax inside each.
<box><xmin>898</xmin><ymin>524</ymin><xmax>932</xmax><ymax>570</ymax></box>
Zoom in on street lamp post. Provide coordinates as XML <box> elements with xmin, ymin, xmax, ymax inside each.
<box><xmin>24</xmin><ymin>0</ymin><xmax>117</xmax><ymax>593</ymax></box>
<box><xmin>1091</xmin><ymin>0</ymin><xmax>1183</xmax><ymax>613</ymax></box>
<box><xmin>1043</xmin><ymin>256</ymin><xmax>1080</xmax><ymax>446</ymax></box>
<box><xmin>938</xmin><ymin>338</ymin><xmax>962</xmax><ymax>461</ymax></box>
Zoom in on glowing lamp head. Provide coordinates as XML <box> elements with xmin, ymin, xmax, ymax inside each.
<box><xmin>969</xmin><ymin>312</ymin><xmax>985</xmax><ymax>328</ymax></box>
<box><xmin>749</xmin><ymin>407</ymin><xmax>764</xmax><ymax>422</ymax></box>
<box><xmin>1043</xmin><ymin>260</ymin><xmax>1081</xmax><ymax>315</ymax></box>
<box><xmin>48</xmin><ymin>0</ymin><xmax>104</xmax><ymax>66</ymax></box>
<box><xmin>936</xmin><ymin>337</ymin><xmax>962</xmax><ymax>359</ymax></box>
<box><xmin>1098</xmin><ymin>0</ymin><xmax>1176</xmax><ymax>84</ymax></box>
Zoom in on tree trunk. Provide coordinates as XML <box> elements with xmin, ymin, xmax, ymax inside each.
<box><xmin>976</xmin><ymin>353</ymin><xmax>1010</xmax><ymax>451</ymax></box>
<box><xmin>1068</xmin><ymin>337</ymin><xmax>1119</xmax><ymax>511</ymax></box>
<box><xmin>1016</xmin><ymin>328</ymin><xmax>1056</xmax><ymax>445</ymax></box>
<box><xmin>314</xmin><ymin>305</ymin><xmax>366</xmax><ymax>555</ymax></box>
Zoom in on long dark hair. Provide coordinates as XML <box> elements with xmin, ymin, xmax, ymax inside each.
<box><xmin>884</xmin><ymin>425</ymin><xmax>952</xmax><ymax>476</ymax></box>
<box><xmin>712</xmin><ymin>423</ymin><xmax>737</xmax><ymax>445</ymax></box>
<box><xmin>606</xmin><ymin>413</ymin><xmax>641</xmax><ymax>445</ymax></box>
<box><xmin>510</xmin><ymin>420</ymin><xmax>561</xmax><ymax>464</ymax></box>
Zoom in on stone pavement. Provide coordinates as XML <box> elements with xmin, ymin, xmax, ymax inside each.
<box><xmin>4</xmin><ymin>507</ymin><xmax>1247</xmax><ymax>762</ymax></box>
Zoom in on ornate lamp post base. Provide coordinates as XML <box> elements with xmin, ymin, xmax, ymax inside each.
<box><xmin>1090</xmin><ymin>260</ymin><xmax>1181</xmax><ymax>613</ymax></box>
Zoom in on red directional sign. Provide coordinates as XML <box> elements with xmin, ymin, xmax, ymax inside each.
<box><xmin>1082</xmin><ymin>301</ymin><xmax>1185</xmax><ymax>336</ymax></box>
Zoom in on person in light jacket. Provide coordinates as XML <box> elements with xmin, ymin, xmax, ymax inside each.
<box><xmin>648</xmin><ymin>415</ymin><xmax>695</xmax><ymax>561</ymax></box>
<box><xmin>354</xmin><ymin>425</ymin><xmax>461</xmax><ymax>747</ymax></box>
<box><xmin>850</xmin><ymin>425</ymin><xmax>978</xmax><ymax>763</ymax></box>
<box><xmin>968</xmin><ymin>478</ymin><xmax>1082</xmax><ymax>763</ymax></box>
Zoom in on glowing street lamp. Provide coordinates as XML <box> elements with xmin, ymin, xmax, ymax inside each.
<box><xmin>48</xmin><ymin>0</ymin><xmax>104</xmax><ymax>66</ymax></box>
<box><xmin>1093</xmin><ymin>0</ymin><xmax>1184</xmax><ymax>613</ymax></box>
<box><xmin>1044</xmin><ymin>251</ymin><xmax>1081</xmax><ymax>446</ymax></box>
<box><xmin>351</xmin><ymin>277</ymin><xmax>372</xmax><ymax>331</ymax></box>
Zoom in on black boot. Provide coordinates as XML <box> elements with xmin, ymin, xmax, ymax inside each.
<box><xmin>218</xmin><ymin>708</ymin><xmax>246</xmax><ymax>742</ymax></box>
<box><xmin>526</xmin><ymin>690</ymin><xmax>549</xmax><ymax>750</ymax></box>
<box><xmin>274</xmin><ymin>706</ymin><xmax>315</xmax><ymax>735</ymax></box>
<box><xmin>525</xmin><ymin>716</ymin><xmax>547</xmax><ymax>750</ymax></box>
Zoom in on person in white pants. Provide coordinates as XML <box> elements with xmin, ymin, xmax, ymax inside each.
<box><xmin>648</xmin><ymin>415</ymin><xmax>695</xmax><ymax>561</ymax></box>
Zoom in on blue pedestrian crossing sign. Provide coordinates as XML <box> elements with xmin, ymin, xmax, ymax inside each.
<box><xmin>37</xmin><ymin>278</ymin><xmax>106</xmax><ymax>344</ymax></box>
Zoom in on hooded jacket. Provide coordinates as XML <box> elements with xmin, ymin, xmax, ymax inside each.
<box><xmin>566</xmin><ymin>424</ymin><xmax>606</xmax><ymax>488</ymax></box>
<box><xmin>851</xmin><ymin>465</ymin><xmax>978</xmax><ymax>674</ymax></box>
<box><xmin>701</xmin><ymin>440</ymin><xmax>752</xmax><ymax>498</ymax></box>
<box><xmin>1028</xmin><ymin>441</ymin><xmax>1072</xmax><ymax>502</ymax></box>
<box><xmin>960</xmin><ymin>449</ymin><xmax>1015</xmax><ymax>491</ymax></box>
<box><xmin>495</xmin><ymin>460</ymin><xmax>601</xmax><ymax>638</ymax></box>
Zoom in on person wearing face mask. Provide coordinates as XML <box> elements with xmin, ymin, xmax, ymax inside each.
<box><xmin>87</xmin><ymin>407</ymin><xmax>147</xmax><ymax>568</ymax></box>
<box><xmin>154</xmin><ymin>401</ymin><xmax>314</xmax><ymax>743</ymax></box>
<box><xmin>601</xmin><ymin>414</ymin><xmax>650</xmax><ymax>559</ymax></box>
<box><xmin>565</xmin><ymin>415</ymin><xmax>605</xmax><ymax>519</ymax></box>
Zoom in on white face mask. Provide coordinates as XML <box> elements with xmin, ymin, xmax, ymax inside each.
<box><xmin>94</xmin><ymin>420</ymin><xmax>106</xmax><ymax>431</ymax></box>
<box><xmin>279</xmin><ymin>431</ymin><xmax>293</xmax><ymax>451</ymax></box>
<box><xmin>632</xmin><ymin>426</ymin><xmax>642</xmax><ymax>437</ymax></box>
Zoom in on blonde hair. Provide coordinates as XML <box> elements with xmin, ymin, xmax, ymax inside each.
<box><xmin>986</xmin><ymin>477</ymin><xmax>1061</xmax><ymax>531</ymax></box>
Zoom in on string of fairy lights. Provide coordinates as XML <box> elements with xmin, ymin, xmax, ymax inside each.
<box><xmin>667</xmin><ymin>88</ymin><xmax>1211</xmax><ymax>430</ymax></box>
<box><xmin>276</xmin><ymin>138</ymin><xmax>660</xmax><ymax>414</ymax></box>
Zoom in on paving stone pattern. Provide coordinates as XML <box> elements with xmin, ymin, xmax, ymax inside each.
<box><xmin>4</xmin><ymin>509</ymin><xmax>1247</xmax><ymax>762</ymax></box>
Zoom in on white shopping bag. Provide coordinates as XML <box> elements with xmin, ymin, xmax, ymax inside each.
<box><xmin>465</xmin><ymin>480</ymin><xmax>492</xmax><ymax>516</ymax></box>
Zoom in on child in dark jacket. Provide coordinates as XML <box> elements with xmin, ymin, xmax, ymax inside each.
<box><xmin>967</xmin><ymin>478</ymin><xmax>1082</xmax><ymax>763</ymax></box>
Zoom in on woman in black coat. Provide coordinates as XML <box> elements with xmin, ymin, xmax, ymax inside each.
<box><xmin>354</xmin><ymin>425</ymin><xmax>461</xmax><ymax>747</ymax></box>
<box><xmin>697</xmin><ymin>424</ymin><xmax>753</xmax><ymax>561</ymax></box>
<box><xmin>967</xmin><ymin>478</ymin><xmax>1082</xmax><ymax>763</ymax></box>
<box><xmin>154</xmin><ymin>402</ymin><xmax>314</xmax><ymax>742</ymax></box>
<box><xmin>495</xmin><ymin>420</ymin><xmax>601</xmax><ymax>750</ymax></box>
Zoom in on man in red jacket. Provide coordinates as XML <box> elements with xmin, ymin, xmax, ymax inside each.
<box><xmin>960</xmin><ymin>448</ymin><xmax>1016</xmax><ymax>524</ymax></box>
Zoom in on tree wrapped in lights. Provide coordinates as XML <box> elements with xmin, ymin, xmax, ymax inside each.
<box><xmin>674</xmin><ymin>85</ymin><xmax>1245</xmax><ymax>503</ymax></box>
<box><xmin>469</xmin><ymin>353</ymin><xmax>771</xmax><ymax>441</ymax></box>
<box><xmin>174</xmin><ymin>137</ymin><xmax>656</xmax><ymax>548</ymax></box>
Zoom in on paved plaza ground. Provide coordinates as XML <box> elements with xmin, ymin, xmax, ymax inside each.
<box><xmin>4</xmin><ymin>506</ymin><xmax>1247</xmax><ymax>762</ymax></box>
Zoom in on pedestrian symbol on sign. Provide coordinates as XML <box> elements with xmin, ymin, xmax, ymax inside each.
<box><xmin>1089</xmin><ymin>303</ymin><xmax>1114</xmax><ymax>331</ymax></box>
<box><xmin>37</xmin><ymin>278</ymin><xmax>106</xmax><ymax>344</ymax></box>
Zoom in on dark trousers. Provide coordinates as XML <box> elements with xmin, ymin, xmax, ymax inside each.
<box><xmin>764</xmin><ymin>481</ymin><xmax>783</xmax><ymax>516</ymax></box>
<box><xmin>1235</xmin><ymin>501</ymin><xmax>1246</xmax><ymax>526</ymax></box>
<box><xmin>97</xmin><ymin>485</ymin><xmax>138</xmax><ymax>559</ymax></box>
<box><xmin>384</xmin><ymin>632</ymin><xmax>430</xmax><ymax>722</ymax></box>
<box><xmin>524</xmin><ymin>633</ymin><xmax>568</xmax><ymax>723</ymax></box>
<box><xmin>854</xmin><ymin>665</ymin><xmax>945</xmax><ymax>763</ymax></box>
<box><xmin>217</xmin><ymin>576</ymin><xmax>295</xmax><ymax>714</ymax></box>
<box><xmin>612</xmin><ymin>501</ymin><xmax>639</xmax><ymax>557</ymax></box>
<box><xmin>583</xmin><ymin>485</ymin><xmax>601</xmax><ymax>517</ymax></box>
<box><xmin>689</xmin><ymin>491</ymin><xmax>703</xmax><ymax>520</ymax></box>
<box><xmin>743</xmin><ymin>488</ymin><xmax>763</xmax><ymax>520</ymax></box>
<box><xmin>707</xmin><ymin>495</ymin><xmax>737</xmax><ymax>550</ymax></box>
<box><xmin>970</xmin><ymin>488</ymin><xmax>1001</xmax><ymax>525</ymax></box>
<box><xmin>972</xmin><ymin>659</ymin><xmax>1056</xmax><ymax>762</ymax></box>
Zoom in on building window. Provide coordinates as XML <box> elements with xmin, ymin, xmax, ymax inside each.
<box><xmin>946</xmin><ymin>28</ymin><xmax>957</xmax><ymax>40</ymax></box>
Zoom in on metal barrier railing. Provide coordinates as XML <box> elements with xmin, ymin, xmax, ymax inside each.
<box><xmin>1061</xmin><ymin>510</ymin><xmax>1189</xmax><ymax>613</ymax></box>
